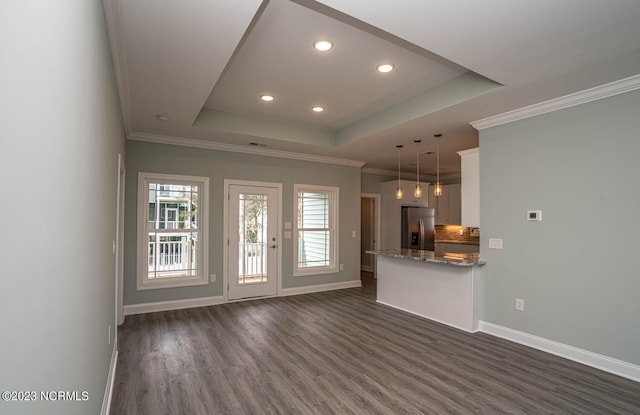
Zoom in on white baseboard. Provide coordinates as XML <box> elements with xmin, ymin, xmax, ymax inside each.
<box><xmin>124</xmin><ymin>281</ymin><xmax>362</xmax><ymax>316</ymax></box>
<box><xmin>479</xmin><ymin>321</ymin><xmax>640</xmax><ymax>383</ymax></box>
<box><xmin>123</xmin><ymin>280</ymin><xmax>362</xmax><ymax>316</ymax></box>
<box><xmin>101</xmin><ymin>344</ymin><xmax>118</xmax><ymax>415</ymax></box>
<box><xmin>280</xmin><ymin>279</ymin><xmax>362</xmax><ymax>296</ymax></box>
<box><xmin>124</xmin><ymin>295</ymin><xmax>225</xmax><ymax>316</ymax></box>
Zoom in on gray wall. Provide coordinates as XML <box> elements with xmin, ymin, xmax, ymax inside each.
<box><xmin>0</xmin><ymin>1</ymin><xmax>126</xmax><ymax>414</ymax></box>
<box><xmin>479</xmin><ymin>89</ymin><xmax>640</xmax><ymax>365</ymax></box>
<box><xmin>124</xmin><ymin>141</ymin><xmax>361</xmax><ymax>305</ymax></box>
<box><xmin>362</xmin><ymin>172</ymin><xmax>397</xmax><ymax>194</ymax></box>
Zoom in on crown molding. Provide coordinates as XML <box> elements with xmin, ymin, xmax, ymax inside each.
<box><xmin>102</xmin><ymin>0</ymin><xmax>133</xmax><ymax>136</ymax></box>
<box><xmin>470</xmin><ymin>74</ymin><xmax>640</xmax><ymax>131</ymax></box>
<box><xmin>457</xmin><ymin>147</ymin><xmax>479</xmax><ymax>157</ymax></box>
<box><xmin>127</xmin><ymin>132</ymin><xmax>366</xmax><ymax>168</ymax></box>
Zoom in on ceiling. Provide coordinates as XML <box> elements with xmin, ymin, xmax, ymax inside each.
<box><xmin>104</xmin><ymin>0</ymin><xmax>640</xmax><ymax>176</ymax></box>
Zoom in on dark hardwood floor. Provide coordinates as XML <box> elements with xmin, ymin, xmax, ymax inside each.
<box><xmin>111</xmin><ymin>273</ymin><xmax>640</xmax><ymax>414</ymax></box>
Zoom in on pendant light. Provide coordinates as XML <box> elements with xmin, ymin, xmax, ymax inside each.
<box><xmin>396</xmin><ymin>145</ymin><xmax>404</xmax><ymax>200</ymax></box>
<box><xmin>414</xmin><ymin>152</ymin><xmax>422</xmax><ymax>198</ymax></box>
<box><xmin>434</xmin><ymin>135</ymin><xmax>443</xmax><ymax>196</ymax></box>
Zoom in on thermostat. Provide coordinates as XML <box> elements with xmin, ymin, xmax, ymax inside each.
<box><xmin>527</xmin><ymin>210</ymin><xmax>542</xmax><ymax>221</ymax></box>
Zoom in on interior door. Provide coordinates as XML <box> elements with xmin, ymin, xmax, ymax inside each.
<box><xmin>228</xmin><ymin>184</ymin><xmax>279</xmax><ymax>300</ymax></box>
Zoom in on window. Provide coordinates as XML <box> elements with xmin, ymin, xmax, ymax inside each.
<box><xmin>137</xmin><ymin>173</ymin><xmax>209</xmax><ymax>290</ymax></box>
<box><xmin>294</xmin><ymin>184</ymin><xmax>338</xmax><ymax>276</ymax></box>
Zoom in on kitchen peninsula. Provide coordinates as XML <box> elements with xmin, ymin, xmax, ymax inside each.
<box><xmin>368</xmin><ymin>249</ymin><xmax>485</xmax><ymax>332</ymax></box>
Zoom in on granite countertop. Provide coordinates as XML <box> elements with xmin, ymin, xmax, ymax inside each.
<box><xmin>367</xmin><ymin>249</ymin><xmax>486</xmax><ymax>267</ymax></box>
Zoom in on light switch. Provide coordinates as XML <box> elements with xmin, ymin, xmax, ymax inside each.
<box><xmin>284</xmin><ymin>221</ymin><xmax>292</xmax><ymax>229</ymax></box>
<box><xmin>284</xmin><ymin>231</ymin><xmax>292</xmax><ymax>239</ymax></box>
<box><xmin>352</xmin><ymin>230</ymin><xmax>357</xmax><ymax>237</ymax></box>
<box><xmin>489</xmin><ymin>238</ymin><xmax>503</xmax><ymax>249</ymax></box>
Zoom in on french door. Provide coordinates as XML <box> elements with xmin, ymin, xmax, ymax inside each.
<box><xmin>227</xmin><ymin>183</ymin><xmax>280</xmax><ymax>300</ymax></box>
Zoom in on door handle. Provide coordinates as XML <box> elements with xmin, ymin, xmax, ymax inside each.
<box><xmin>270</xmin><ymin>245</ymin><xmax>278</xmax><ymax>249</ymax></box>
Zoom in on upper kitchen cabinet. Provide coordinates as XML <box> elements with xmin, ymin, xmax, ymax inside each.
<box><xmin>458</xmin><ymin>148</ymin><xmax>480</xmax><ymax>228</ymax></box>
<box><xmin>433</xmin><ymin>184</ymin><xmax>461</xmax><ymax>225</ymax></box>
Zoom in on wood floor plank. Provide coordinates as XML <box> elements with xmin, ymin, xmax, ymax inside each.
<box><xmin>110</xmin><ymin>274</ymin><xmax>640</xmax><ymax>414</ymax></box>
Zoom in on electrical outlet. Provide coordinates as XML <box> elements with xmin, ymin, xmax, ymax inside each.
<box><xmin>515</xmin><ymin>298</ymin><xmax>524</xmax><ymax>311</ymax></box>
<box><xmin>489</xmin><ymin>238</ymin><xmax>503</xmax><ymax>249</ymax></box>
<box><xmin>210</xmin><ymin>274</ymin><xmax>216</xmax><ymax>282</ymax></box>
<box><xmin>527</xmin><ymin>210</ymin><xmax>543</xmax><ymax>222</ymax></box>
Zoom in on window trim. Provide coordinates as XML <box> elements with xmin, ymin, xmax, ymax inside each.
<box><xmin>293</xmin><ymin>184</ymin><xmax>339</xmax><ymax>277</ymax></box>
<box><xmin>137</xmin><ymin>172</ymin><xmax>209</xmax><ymax>290</ymax></box>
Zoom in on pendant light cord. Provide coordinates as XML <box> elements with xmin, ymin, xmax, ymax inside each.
<box><xmin>396</xmin><ymin>145</ymin><xmax>403</xmax><ymax>199</ymax></box>
<box><xmin>436</xmin><ymin>141</ymin><xmax>439</xmax><ymax>186</ymax></box>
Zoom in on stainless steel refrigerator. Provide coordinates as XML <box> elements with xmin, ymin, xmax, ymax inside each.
<box><xmin>401</xmin><ymin>206</ymin><xmax>435</xmax><ymax>251</ymax></box>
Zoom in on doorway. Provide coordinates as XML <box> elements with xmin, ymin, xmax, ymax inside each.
<box><xmin>360</xmin><ymin>193</ymin><xmax>380</xmax><ymax>279</ymax></box>
<box><xmin>225</xmin><ymin>181</ymin><xmax>282</xmax><ymax>300</ymax></box>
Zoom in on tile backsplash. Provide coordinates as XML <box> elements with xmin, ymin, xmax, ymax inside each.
<box><xmin>434</xmin><ymin>225</ymin><xmax>480</xmax><ymax>244</ymax></box>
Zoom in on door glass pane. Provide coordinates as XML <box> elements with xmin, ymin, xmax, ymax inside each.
<box><xmin>238</xmin><ymin>193</ymin><xmax>268</xmax><ymax>284</ymax></box>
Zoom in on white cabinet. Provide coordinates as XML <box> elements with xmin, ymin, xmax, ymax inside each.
<box><xmin>446</xmin><ymin>184</ymin><xmax>462</xmax><ymax>225</ymax></box>
<box><xmin>458</xmin><ymin>148</ymin><xmax>480</xmax><ymax>228</ymax></box>
<box><xmin>431</xmin><ymin>184</ymin><xmax>461</xmax><ymax>225</ymax></box>
<box><xmin>381</xmin><ymin>180</ymin><xmax>429</xmax><ymax>249</ymax></box>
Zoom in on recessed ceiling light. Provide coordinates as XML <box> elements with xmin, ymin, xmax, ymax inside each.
<box><xmin>260</xmin><ymin>94</ymin><xmax>275</xmax><ymax>102</ymax></box>
<box><xmin>314</xmin><ymin>40</ymin><xmax>333</xmax><ymax>52</ymax></box>
<box><xmin>311</xmin><ymin>106</ymin><xmax>325</xmax><ymax>113</ymax></box>
<box><xmin>377</xmin><ymin>63</ymin><xmax>395</xmax><ymax>73</ymax></box>
<box><xmin>156</xmin><ymin>114</ymin><xmax>169</xmax><ymax>122</ymax></box>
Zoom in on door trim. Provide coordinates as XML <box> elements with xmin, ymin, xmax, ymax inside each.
<box><xmin>115</xmin><ymin>153</ymin><xmax>125</xmax><ymax>325</ymax></box>
<box><xmin>223</xmin><ymin>179</ymin><xmax>282</xmax><ymax>301</ymax></box>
